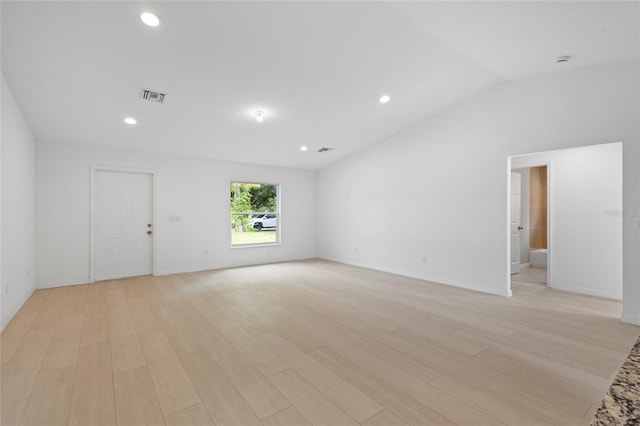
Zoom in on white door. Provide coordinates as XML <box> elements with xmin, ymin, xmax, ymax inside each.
<box><xmin>511</xmin><ymin>172</ymin><xmax>522</xmax><ymax>275</ymax></box>
<box><xmin>94</xmin><ymin>170</ymin><xmax>153</xmax><ymax>281</ymax></box>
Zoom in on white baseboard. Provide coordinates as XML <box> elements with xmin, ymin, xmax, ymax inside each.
<box><xmin>38</xmin><ymin>279</ymin><xmax>89</xmax><ymax>289</ymax></box>
<box><xmin>550</xmin><ymin>283</ymin><xmax>622</xmax><ymax>301</ymax></box>
<box><xmin>1</xmin><ymin>286</ymin><xmax>36</xmax><ymax>331</ymax></box>
<box><xmin>156</xmin><ymin>265</ymin><xmax>216</xmax><ymax>276</ymax></box>
<box><xmin>318</xmin><ymin>256</ymin><xmax>511</xmax><ymax>297</ymax></box>
<box><xmin>621</xmin><ymin>315</ymin><xmax>640</xmax><ymax>326</ymax></box>
<box><xmin>157</xmin><ymin>257</ymin><xmax>318</xmax><ymax>277</ymax></box>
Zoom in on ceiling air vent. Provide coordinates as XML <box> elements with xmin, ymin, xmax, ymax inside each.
<box><xmin>317</xmin><ymin>147</ymin><xmax>334</xmax><ymax>153</ymax></box>
<box><xmin>138</xmin><ymin>87</ymin><xmax>166</xmax><ymax>103</ymax></box>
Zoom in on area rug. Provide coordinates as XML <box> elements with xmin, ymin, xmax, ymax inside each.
<box><xmin>592</xmin><ymin>336</ymin><xmax>640</xmax><ymax>425</ymax></box>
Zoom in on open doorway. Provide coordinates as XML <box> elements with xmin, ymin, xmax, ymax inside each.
<box><xmin>507</xmin><ymin>142</ymin><xmax>623</xmax><ymax>300</ymax></box>
<box><xmin>510</xmin><ymin>165</ymin><xmax>550</xmax><ymax>287</ymax></box>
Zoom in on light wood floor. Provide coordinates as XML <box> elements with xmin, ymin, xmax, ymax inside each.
<box><xmin>2</xmin><ymin>259</ymin><xmax>638</xmax><ymax>426</ymax></box>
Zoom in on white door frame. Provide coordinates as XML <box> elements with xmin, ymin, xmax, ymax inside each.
<box><xmin>90</xmin><ymin>165</ymin><xmax>158</xmax><ymax>283</ymax></box>
<box><xmin>510</xmin><ymin>172</ymin><xmax>522</xmax><ymax>275</ymax></box>
<box><xmin>507</xmin><ymin>157</ymin><xmax>553</xmax><ymax>295</ymax></box>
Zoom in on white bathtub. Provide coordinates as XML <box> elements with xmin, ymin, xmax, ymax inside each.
<box><xmin>530</xmin><ymin>248</ymin><xmax>547</xmax><ymax>267</ymax></box>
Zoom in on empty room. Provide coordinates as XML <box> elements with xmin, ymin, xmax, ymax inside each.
<box><xmin>2</xmin><ymin>1</ymin><xmax>640</xmax><ymax>425</ymax></box>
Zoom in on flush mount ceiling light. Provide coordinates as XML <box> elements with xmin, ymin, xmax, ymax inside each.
<box><xmin>300</xmin><ymin>146</ymin><xmax>308</xmax><ymax>152</ymax></box>
<box><xmin>255</xmin><ymin>110</ymin><xmax>265</xmax><ymax>123</ymax></box>
<box><xmin>556</xmin><ymin>55</ymin><xmax>571</xmax><ymax>63</ymax></box>
<box><xmin>140</xmin><ymin>12</ymin><xmax>160</xmax><ymax>27</ymax></box>
<box><xmin>124</xmin><ymin>117</ymin><xmax>137</xmax><ymax>125</ymax></box>
<box><xmin>379</xmin><ymin>95</ymin><xmax>391</xmax><ymax>103</ymax></box>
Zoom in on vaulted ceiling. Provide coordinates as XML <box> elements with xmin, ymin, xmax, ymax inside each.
<box><xmin>2</xmin><ymin>1</ymin><xmax>638</xmax><ymax>170</ymax></box>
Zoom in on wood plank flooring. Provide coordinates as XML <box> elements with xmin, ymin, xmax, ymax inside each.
<box><xmin>1</xmin><ymin>259</ymin><xmax>638</xmax><ymax>425</ymax></box>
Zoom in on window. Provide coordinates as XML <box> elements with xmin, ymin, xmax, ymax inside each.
<box><xmin>230</xmin><ymin>182</ymin><xmax>279</xmax><ymax>246</ymax></box>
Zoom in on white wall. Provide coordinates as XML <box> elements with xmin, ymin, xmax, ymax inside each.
<box><xmin>317</xmin><ymin>60</ymin><xmax>640</xmax><ymax>322</ymax></box>
<box><xmin>1</xmin><ymin>74</ymin><xmax>36</xmax><ymax>330</ymax></box>
<box><xmin>512</xmin><ymin>143</ymin><xmax>623</xmax><ymax>299</ymax></box>
<box><xmin>512</xmin><ymin>168</ymin><xmax>530</xmax><ymax>264</ymax></box>
<box><xmin>36</xmin><ymin>142</ymin><xmax>317</xmax><ymax>287</ymax></box>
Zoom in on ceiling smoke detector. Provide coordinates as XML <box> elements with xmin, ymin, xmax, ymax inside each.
<box><xmin>317</xmin><ymin>147</ymin><xmax>334</xmax><ymax>153</ymax></box>
<box><xmin>139</xmin><ymin>88</ymin><xmax>166</xmax><ymax>103</ymax></box>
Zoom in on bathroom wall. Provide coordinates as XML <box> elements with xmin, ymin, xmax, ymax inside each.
<box><xmin>529</xmin><ymin>166</ymin><xmax>547</xmax><ymax>249</ymax></box>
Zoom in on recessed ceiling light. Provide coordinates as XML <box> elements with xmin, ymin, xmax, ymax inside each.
<box><xmin>124</xmin><ymin>117</ymin><xmax>137</xmax><ymax>125</ymax></box>
<box><xmin>255</xmin><ymin>110</ymin><xmax>264</xmax><ymax>123</ymax></box>
<box><xmin>140</xmin><ymin>12</ymin><xmax>160</xmax><ymax>27</ymax></box>
<box><xmin>556</xmin><ymin>55</ymin><xmax>571</xmax><ymax>63</ymax></box>
<box><xmin>379</xmin><ymin>95</ymin><xmax>391</xmax><ymax>104</ymax></box>
<box><xmin>300</xmin><ymin>146</ymin><xmax>308</xmax><ymax>152</ymax></box>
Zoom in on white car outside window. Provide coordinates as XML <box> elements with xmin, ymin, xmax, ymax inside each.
<box><xmin>250</xmin><ymin>214</ymin><xmax>277</xmax><ymax>230</ymax></box>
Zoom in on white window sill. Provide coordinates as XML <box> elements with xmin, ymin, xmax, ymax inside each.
<box><xmin>230</xmin><ymin>242</ymin><xmax>281</xmax><ymax>249</ymax></box>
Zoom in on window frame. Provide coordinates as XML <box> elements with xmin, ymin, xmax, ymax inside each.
<box><xmin>229</xmin><ymin>181</ymin><xmax>281</xmax><ymax>248</ymax></box>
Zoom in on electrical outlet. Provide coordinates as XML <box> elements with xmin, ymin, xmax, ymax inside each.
<box><xmin>4</xmin><ymin>284</ymin><xmax>9</xmax><ymax>295</ymax></box>
<box><xmin>204</xmin><ymin>249</ymin><xmax>209</xmax><ymax>256</ymax></box>
<box><xmin>26</xmin><ymin>267</ymin><xmax>31</xmax><ymax>277</ymax></box>
<box><xmin>354</xmin><ymin>247</ymin><xmax>359</xmax><ymax>253</ymax></box>
<box><xmin>421</xmin><ymin>255</ymin><xmax>427</xmax><ymax>263</ymax></box>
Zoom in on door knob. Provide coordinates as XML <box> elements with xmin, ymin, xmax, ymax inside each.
<box><xmin>518</xmin><ymin>226</ymin><xmax>524</xmax><ymax>230</ymax></box>
<box><xmin>147</xmin><ymin>230</ymin><xmax>152</xmax><ymax>235</ymax></box>
<box><xmin>147</xmin><ymin>224</ymin><xmax>152</xmax><ymax>228</ymax></box>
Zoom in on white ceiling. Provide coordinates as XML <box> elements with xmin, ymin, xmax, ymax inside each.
<box><xmin>2</xmin><ymin>1</ymin><xmax>638</xmax><ymax>170</ymax></box>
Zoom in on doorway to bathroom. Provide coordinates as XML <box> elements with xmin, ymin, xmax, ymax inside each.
<box><xmin>511</xmin><ymin>165</ymin><xmax>549</xmax><ymax>286</ymax></box>
<box><xmin>507</xmin><ymin>142</ymin><xmax>623</xmax><ymax>299</ymax></box>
